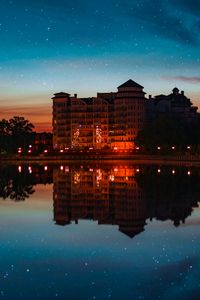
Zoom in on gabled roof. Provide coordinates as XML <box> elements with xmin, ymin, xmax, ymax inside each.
<box><xmin>118</xmin><ymin>79</ymin><xmax>144</xmax><ymax>89</ymax></box>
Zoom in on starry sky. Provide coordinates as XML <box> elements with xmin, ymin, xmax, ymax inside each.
<box><xmin>0</xmin><ymin>0</ymin><xmax>200</xmax><ymax>131</ymax></box>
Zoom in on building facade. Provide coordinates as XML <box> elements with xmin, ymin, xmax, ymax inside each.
<box><xmin>52</xmin><ymin>79</ymin><xmax>146</xmax><ymax>150</ymax></box>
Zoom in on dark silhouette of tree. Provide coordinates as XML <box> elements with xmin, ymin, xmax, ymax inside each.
<box><xmin>0</xmin><ymin>116</ymin><xmax>34</xmax><ymax>153</ymax></box>
<box><xmin>135</xmin><ymin>115</ymin><xmax>200</xmax><ymax>153</ymax></box>
<box><xmin>9</xmin><ymin>116</ymin><xmax>34</xmax><ymax>135</ymax></box>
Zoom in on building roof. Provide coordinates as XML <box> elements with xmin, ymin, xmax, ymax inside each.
<box><xmin>118</xmin><ymin>79</ymin><xmax>144</xmax><ymax>89</ymax></box>
<box><xmin>52</xmin><ymin>92</ymin><xmax>70</xmax><ymax>99</ymax></box>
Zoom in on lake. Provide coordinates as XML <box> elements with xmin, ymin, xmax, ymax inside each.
<box><xmin>0</xmin><ymin>163</ymin><xmax>200</xmax><ymax>300</ymax></box>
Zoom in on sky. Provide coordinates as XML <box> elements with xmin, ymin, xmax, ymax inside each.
<box><xmin>0</xmin><ymin>0</ymin><xmax>200</xmax><ymax>132</ymax></box>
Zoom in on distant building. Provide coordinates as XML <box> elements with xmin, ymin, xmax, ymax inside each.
<box><xmin>146</xmin><ymin>87</ymin><xmax>198</xmax><ymax>122</ymax></box>
<box><xmin>52</xmin><ymin>79</ymin><xmax>146</xmax><ymax>150</ymax></box>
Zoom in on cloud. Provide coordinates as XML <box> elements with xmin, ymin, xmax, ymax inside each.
<box><xmin>163</xmin><ymin>76</ymin><xmax>200</xmax><ymax>84</ymax></box>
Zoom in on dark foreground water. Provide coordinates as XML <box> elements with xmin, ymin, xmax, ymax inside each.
<box><xmin>0</xmin><ymin>163</ymin><xmax>200</xmax><ymax>300</ymax></box>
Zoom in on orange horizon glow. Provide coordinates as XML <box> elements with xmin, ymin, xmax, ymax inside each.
<box><xmin>0</xmin><ymin>103</ymin><xmax>52</xmax><ymax>132</ymax></box>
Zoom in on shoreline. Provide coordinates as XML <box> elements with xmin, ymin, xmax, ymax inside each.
<box><xmin>1</xmin><ymin>154</ymin><xmax>200</xmax><ymax>166</ymax></box>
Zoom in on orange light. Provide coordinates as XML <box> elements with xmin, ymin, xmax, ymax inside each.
<box><xmin>114</xmin><ymin>147</ymin><xmax>118</xmax><ymax>150</ymax></box>
<box><xmin>136</xmin><ymin>147</ymin><xmax>140</xmax><ymax>150</ymax></box>
<box><xmin>114</xmin><ymin>168</ymin><xmax>118</xmax><ymax>172</ymax></box>
<box><xmin>60</xmin><ymin>165</ymin><xmax>64</xmax><ymax>171</ymax></box>
<box><xmin>60</xmin><ymin>149</ymin><xmax>64</xmax><ymax>153</ymax></box>
<box><xmin>136</xmin><ymin>168</ymin><xmax>140</xmax><ymax>173</ymax></box>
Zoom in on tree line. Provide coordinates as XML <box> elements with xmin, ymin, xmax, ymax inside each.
<box><xmin>135</xmin><ymin>115</ymin><xmax>200</xmax><ymax>153</ymax></box>
<box><xmin>0</xmin><ymin>116</ymin><xmax>34</xmax><ymax>154</ymax></box>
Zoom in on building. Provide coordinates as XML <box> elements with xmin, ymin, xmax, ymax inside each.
<box><xmin>52</xmin><ymin>79</ymin><xmax>146</xmax><ymax>150</ymax></box>
<box><xmin>146</xmin><ymin>87</ymin><xmax>198</xmax><ymax>122</ymax></box>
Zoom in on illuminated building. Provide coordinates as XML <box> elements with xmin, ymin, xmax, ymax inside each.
<box><xmin>52</xmin><ymin>79</ymin><xmax>146</xmax><ymax>150</ymax></box>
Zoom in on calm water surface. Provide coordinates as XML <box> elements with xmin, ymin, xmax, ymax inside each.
<box><xmin>0</xmin><ymin>164</ymin><xmax>200</xmax><ymax>300</ymax></box>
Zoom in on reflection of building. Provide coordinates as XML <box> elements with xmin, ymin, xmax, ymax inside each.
<box><xmin>53</xmin><ymin>165</ymin><xmax>200</xmax><ymax>238</ymax></box>
<box><xmin>53</xmin><ymin>166</ymin><xmax>146</xmax><ymax>238</ymax></box>
<box><xmin>52</xmin><ymin>79</ymin><xmax>146</xmax><ymax>150</ymax></box>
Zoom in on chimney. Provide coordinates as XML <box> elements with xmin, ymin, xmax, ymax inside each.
<box><xmin>149</xmin><ymin>95</ymin><xmax>152</xmax><ymax>99</ymax></box>
<box><xmin>181</xmin><ymin>91</ymin><xmax>184</xmax><ymax>95</ymax></box>
<box><xmin>74</xmin><ymin>93</ymin><xmax>77</xmax><ymax>98</ymax></box>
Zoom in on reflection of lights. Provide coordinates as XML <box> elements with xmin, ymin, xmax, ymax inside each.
<box><xmin>60</xmin><ymin>165</ymin><xmax>64</xmax><ymax>171</ymax></box>
<box><xmin>157</xmin><ymin>169</ymin><xmax>161</xmax><ymax>173</ymax></box>
<box><xmin>172</xmin><ymin>170</ymin><xmax>175</xmax><ymax>174</ymax></box>
<box><xmin>44</xmin><ymin>166</ymin><xmax>48</xmax><ymax>171</ymax></box>
<box><xmin>18</xmin><ymin>166</ymin><xmax>22</xmax><ymax>173</ymax></box>
<box><xmin>28</xmin><ymin>166</ymin><xmax>32</xmax><ymax>174</ymax></box>
<box><xmin>187</xmin><ymin>170</ymin><xmax>191</xmax><ymax>176</ymax></box>
<box><xmin>74</xmin><ymin>171</ymin><xmax>80</xmax><ymax>184</ymax></box>
<box><xmin>109</xmin><ymin>175</ymin><xmax>115</xmax><ymax>182</ymax></box>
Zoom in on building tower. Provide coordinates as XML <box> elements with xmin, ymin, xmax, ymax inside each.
<box><xmin>113</xmin><ymin>79</ymin><xmax>146</xmax><ymax>150</ymax></box>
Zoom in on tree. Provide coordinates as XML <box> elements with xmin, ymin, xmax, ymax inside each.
<box><xmin>9</xmin><ymin>116</ymin><xmax>34</xmax><ymax>135</ymax></box>
<box><xmin>0</xmin><ymin>116</ymin><xmax>34</xmax><ymax>153</ymax></box>
<box><xmin>135</xmin><ymin>115</ymin><xmax>200</xmax><ymax>153</ymax></box>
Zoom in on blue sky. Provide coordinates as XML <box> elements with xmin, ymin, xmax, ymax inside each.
<box><xmin>0</xmin><ymin>0</ymin><xmax>199</xmax><ymax>130</ymax></box>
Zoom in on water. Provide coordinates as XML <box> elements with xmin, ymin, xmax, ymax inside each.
<box><xmin>0</xmin><ymin>163</ymin><xmax>200</xmax><ymax>300</ymax></box>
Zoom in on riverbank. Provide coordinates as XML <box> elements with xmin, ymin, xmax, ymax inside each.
<box><xmin>1</xmin><ymin>153</ymin><xmax>200</xmax><ymax>165</ymax></box>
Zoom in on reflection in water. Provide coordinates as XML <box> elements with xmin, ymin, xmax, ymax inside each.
<box><xmin>0</xmin><ymin>164</ymin><xmax>200</xmax><ymax>237</ymax></box>
<box><xmin>0</xmin><ymin>165</ymin><xmax>52</xmax><ymax>201</ymax></box>
<box><xmin>53</xmin><ymin>165</ymin><xmax>200</xmax><ymax>238</ymax></box>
